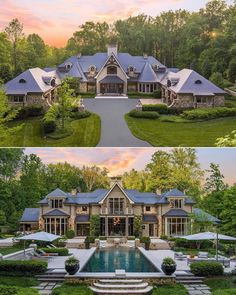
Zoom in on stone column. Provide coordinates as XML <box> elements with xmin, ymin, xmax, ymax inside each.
<box><xmin>125</xmin><ymin>217</ymin><xmax>129</xmax><ymax>237</ymax></box>
<box><xmin>105</xmin><ymin>217</ymin><xmax>108</xmax><ymax>237</ymax></box>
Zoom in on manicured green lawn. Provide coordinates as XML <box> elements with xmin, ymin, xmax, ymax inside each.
<box><xmin>52</xmin><ymin>284</ymin><xmax>93</xmax><ymax>295</ymax></box>
<box><xmin>153</xmin><ymin>284</ymin><xmax>187</xmax><ymax>295</ymax></box>
<box><xmin>0</xmin><ymin>245</ymin><xmax>24</xmax><ymax>255</ymax></box>
<box><xmin>0</xmin><ymin>276</ymin><xmax>38</xmax><ymax>287</ymax></box>
<box><xmin>205</xmin><ymin>276</ymin><xmax>236</xmax><ymax>295</ymax></box>
<box><xmin>0</xmin><ymin>276</ymin><xmax>39</xmax><ymax>295</ymax></box>
<box><xmin>2</xmin><ymin>114</ymin><xmax>101</xmax><ymax>147</ymax></box>
<box><xmin>125</xmin><ymin>114</ymin><xmax>236</xmax><ymax>147</ymax></box>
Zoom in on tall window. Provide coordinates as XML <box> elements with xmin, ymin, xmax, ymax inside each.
<box><xmin>45</xmin><ymin>218</ymin><xmax>68</xmax><ymax>235</ymax></box>
<box><xmin>109</xmin><ymin>198</ymin><xmax>124</xmax><ymax>214</ymax></box>
<box><xmin>107</xmin><ymin>66</ymin><xmax>117</xmax><ymax>75</ymax></box>
<box><xmin>166</xmin><ymin>217</ymin><xmax>188</xmax><ymax>236</ymax></box>
<box><xmin>170</xmin><ymin>199</ymin><xmax>183</xmax><ymax>209</ymax></box>
<box><xmin>50</xmin><ymin>199</ymin><xmax>63</xmax><ymax>209</ymax></box>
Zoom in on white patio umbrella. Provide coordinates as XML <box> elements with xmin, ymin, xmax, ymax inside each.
<box><xmin>17</xmin><ymin>231</ymin><xmax>61</xmax><ymax>255</ymax></box>
<box><xmin>182</xmin><ymin>231</ymin><xmax>236</xmax><ymax>260</ymax></box>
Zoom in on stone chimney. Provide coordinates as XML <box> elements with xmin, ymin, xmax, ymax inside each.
<box><xmin>107</xmin><ymin>44</ymin><xmax>118</xmax><ymax>57</ymax></box>
<box><xmin>156</xmin><ymin>188</ymin><xmax>162</xmax><ymax>195</ymax></box>
<box><xmin>71</xmin><ymin>189</ymin><xmax>77</xmax><ymax>196</ymax></box>
<box><xmin>110</xmin><ymin>176</ymin><xmax>123</xmax><ymax>188</ymax></box>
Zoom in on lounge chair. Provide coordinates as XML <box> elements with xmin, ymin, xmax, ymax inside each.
<box><xmin>198</xmin><ymin>252</ymin><xmax>209</xmax><ymax>259</ymax></box>
<box><xmin>174</xmin><ymin>252</ymin><xmax>187</xmax><ymax>260</ymax></box>
<box><xmin>38</xmin><ymin>249</ymin><xmax>59</xmax><ymax>256</ymax></box>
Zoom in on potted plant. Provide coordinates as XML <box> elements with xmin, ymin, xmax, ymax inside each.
<box><xmin>161</xmin><ymin>257</ymin><xmax>176</xmax><ymax>275</ymax></box>
<box><xmin>65</xmin><ymin>256</ymin><xmax>80</xmax><ymax>275</ymax></box>
<box><xmin>84</xmin><ymin>236</ymin><xmax>95</xmax><ymax>249</ymax></box>
<box><xmin>140</xmin><ymin>237</ymin><xmax>151</xmax><ymax>250</ymax></box>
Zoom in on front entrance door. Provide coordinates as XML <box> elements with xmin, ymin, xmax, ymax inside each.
<box><xmin>149</xmin><ymin>224</ymin><xmax>154</xmax><ymax>236</ymax></box>
<box><xmin>108</xmin><ymin>217</ymin><xmax>126</xmax><ymax>236</ymax></box>
<box><xmin>77</xmin><ymin>224</ymin><xmax>90</xmax><ymax>236</ymax></box>
<box><xmin>100</xmin><ymin>83</ymin><xmax>124</xmax><ymax>94</ymax></box>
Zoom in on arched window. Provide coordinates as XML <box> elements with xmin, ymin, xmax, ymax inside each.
<box><xmin>107</xmin><ymin>66</ymin><xmax>117</xmax><ymax>75</ymax></box>
<box><xmin>19</xmin><ymin>78</ymin><xmax>26</xmax><ymax>83</ymax></box>
<box><xmin>51</xmin><ymin>78</ymin><xmax>56</xmax><ymax>87</ymax></box>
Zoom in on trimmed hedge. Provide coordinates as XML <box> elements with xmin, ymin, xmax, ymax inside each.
<box><xmin>66</xmin><ymin>230</ymin><xmax>75</xmax><ymax>239</ymax></box>
<box><xmin>43</xmin><ymin>119</ymin><xmax>56</xmax><ymax>133</ymax></box>
<box><xmin>190</xmin><ymin>261</ymin><xmax>224</xmax><ymax>277</ymax></box>
<box><xmin>142</xmin><ymin>104</ymin><xmax>169</xmax><ymax>114</ymax></box>
<box><xmin>15</xmin><ymin>105</ymin><xmax>44</xmax><ymax>119</ymax></box>
<box><xmin>182</xmin><ymin>107</ymin><xmax>236</xmax><ymax>120</ymax></box>
<box><xmin>40</xmin><ymin>248</ymin><xmax>69</xmax><ymax>256</ymax></box>
<box><xmin>175</xmin><ymin>238</ymin><xmax>212</xmax><ymax>249</ymax></box>
<box><xmin>129</xmin><ymin>110</ymin><xmax>160</xmax><ymax>119</ymax></box>
<box><xmin>70</xmin><ymin>110</ymin><xmax>91</xmax><ymax>119</ymax></box>
<box><xmin>0</xmin><ymin>260</ymin><xmax>47</xmax><ymax>276</ymax></box>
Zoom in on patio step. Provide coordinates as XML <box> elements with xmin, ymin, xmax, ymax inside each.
<box><xmin>36</xmin><ymin>271</ymin><xmax>66</xmax><ymax>282</ymax></box>
<box><xmin>99</xmin><ymin>279</ymin><xmax>144</xmax><ymax>284</ymax></box>
<box><xmin>176</xmin><ymin>275</ymin><xmax>204</xmax><ymax>284</ymax></box>
<box><xmin>90</xmin><ymin>279</ymin><xmax>153</xmax><ymax>294</ymax></box>
<box><xmin>94</xmin><ymin>282</ymin><xmax>148</xmax><ymax>289</ymax></box>
<box><xmin>90</xmin><ymin>286</ymin><xmax>153</xmax><ymax>294</ymax></box>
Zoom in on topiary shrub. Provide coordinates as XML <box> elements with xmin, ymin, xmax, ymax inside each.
<box><xmin>190</xmin><ymin>261</ymin><xmax>224</xmax><ymax>277</ymax></box>
<box><xmin>43</xmin><ymin>119</ymin><xmax>56</xmax><ymax>133</ymax></box>
<box><xmin>66</xmin><ymin>230</ymin><xmax>75</xmax><ymax>239</ymax></box>
<box><xmin>0</xmin><ymin>260</ymin><xmax>47</xmax><ymax>276</ymax></box>
<box><xmin>70</xmin><ymin>110</ymin><xmax>91</xmax><ymax>119</ymax></box>
<box><xmin>129</xmin><ymin>109</ymin><xmax>160</xmax><ymax>119</ymax></box>
<box><xmin>40</xmin><ymin>248</ymin><xmax>69</xmax><ymax>256</ymax></box>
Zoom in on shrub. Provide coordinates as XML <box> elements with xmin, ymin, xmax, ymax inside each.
<box><xmin>160</xmin><ymin>235</ymin><xmax>168</xmax><ymax>240</ymax></box>
<box><xmin>85</xmin><ymin>236</ymin><xmax>96</xmax><ymax>243</ymax></box>
<box><xmin>40</xmin><ymin>248</ymin><xmax>69</xmax><ymax>256</ymax></box>
<box><xmin>153</xmin><ymin>90</ymin><xmax>162</xmax><ymax>98</ymax></box>
<box><xmin>162</xmin><ymin>257</ymin><xmax>177</xmax><ymax>267</ymax></box>
<box><xmin>27</xmin><ymin>105</ymin><xmax>44</xmax><ymax>117</ymax></box>
<box><xmin>142</xmin><ymin>104</ymin><xmax>169</xmax><ymax>114</ymax></box>
<box><xmin>70</xmin><ymin>110</ymin><xmax>91</xmax><ymax>119</ymax></box>
<box><xmin>0</xmin><ymin>260</ymin><xmax>47</xmax><ymax>276</ymax></box>
<box><xmin>43</xmin><ymin>119</ymin><xmax>56</xmax><ymax>133</ymax></box>
<box><xmin>129</xmin><ymin>109</ymin><xmax>160</xmax><ymax>119</ymax></box>
<box><xmin>140</xmin><ymin>237</ymin><xmax>151</xmax><ymax>244</ymax></box>
<box><xmin>0</xmin><ymin>285</ymin><xmax>38</xmax><ymax>295</ymax></box>
<box><xmin>190</xmin><ymin>261</ymin><xmax>223</xmax><ymax>276</ymax></box>
<box><xmin>66</xmin><ymin>230</ymin><xmax>75</xmax><ymax>239</ymax></box>
<box><xmin>182</xmin><ymin>107</ymin><xmax>236</xmax><ymax>120</ymax></box>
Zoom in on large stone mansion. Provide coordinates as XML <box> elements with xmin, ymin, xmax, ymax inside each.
<box><xmin>20</xmin><ymin>181</ymin><xmax>219</xmax><ymax>238</ymax></box>
<box><xmin>5</xmin><ymin>44</ymin><xmax>225</xmax><ymax>109</ymax></box>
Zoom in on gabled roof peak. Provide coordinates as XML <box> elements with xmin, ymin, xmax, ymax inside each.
<box><xmin>46</xmin><ymin>188</ymin><xmax>68</xmax><ymax>198</ymax></box>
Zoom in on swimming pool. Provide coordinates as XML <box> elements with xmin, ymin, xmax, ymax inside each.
<box><xmin>81</xmin><ymin>247</ymin><xmax>159</xmax><ymax>272</ymax></box>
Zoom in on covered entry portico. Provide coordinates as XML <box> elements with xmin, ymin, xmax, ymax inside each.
<box><xmin>99</xmin><ymin>75</ymin><xmax>125</xmax><ymax>95</ymax></box>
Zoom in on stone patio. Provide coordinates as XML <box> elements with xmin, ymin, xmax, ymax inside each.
<box><xmin>32</xmin><ymin>282</ymin><xmax>62</xmax><ymax>295</ymax></box>
<box><xmin>184</xmin><ymin>284</ymin><xmax>211</xmax><ymax>295</ymax></box>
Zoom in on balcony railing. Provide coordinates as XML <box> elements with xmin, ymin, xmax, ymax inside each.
<box><xmin>100</xmin><ymin>208</ymin><xmax>133</xmax><ymax>215</ymax></box>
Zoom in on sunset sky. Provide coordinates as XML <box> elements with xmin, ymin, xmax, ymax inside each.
<box><xmin>0</xmin><ymin>0</ymin><xmax>233</xmax><ymax>47</ymax></box>
<box><xmin>25</xmin><ymin>148</ymin><xmax>236</xmax><ymax>185</ymax></box>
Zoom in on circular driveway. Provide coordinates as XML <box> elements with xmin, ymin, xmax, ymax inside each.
<box><xmin>84</xmin><ymin>98</ymin><xmax>151</xmax><ymax>147</ymax></box>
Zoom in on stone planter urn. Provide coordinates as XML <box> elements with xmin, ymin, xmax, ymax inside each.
<box><xmin>161</xmin><ymin>257</ymin><xmax>176</xmax><ymax>275</ymax></box>
<box><xmin>65</xmin><ymin>256</ymin><xmax>80</xmax><ymax>275</ymax></box>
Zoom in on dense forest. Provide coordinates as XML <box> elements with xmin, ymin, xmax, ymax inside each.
<box><xmin>0</xmin><ymin>0</ymin><xmax>236</xmax><ymax>87</ymax></box>
<box><xmin>0</xmin><ymin>148</ymin><xmax>235</xmax><ymax>237</ymax></box>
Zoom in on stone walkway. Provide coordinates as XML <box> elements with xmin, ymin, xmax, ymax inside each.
<box><xmin>184</xmin><ymin>284</ymin><xmax>211</xmax><ymax>295</ymax></box>
<box><xmin>84</xmin><ymin>98</ymin><xmax>151</xmax><ymax>147</ymax></box>
<box><xmin>33</xmin><ymin>282</ymin><xmax>61</xmax><ymax>295</ymax></box>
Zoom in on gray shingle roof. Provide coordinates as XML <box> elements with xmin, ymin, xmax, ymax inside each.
<box><xmin>43</xmin><ymin>209</ymin><xmax>69</xmax><ymax>217</ymax></box>
<box><xmin>20</xmin><ymin>208</ymin><xmax>40</xmax><ymax>222</ymax></box>
<box><xmin>5</xmin><ymin>68</ymin><xmax>61</xmax><ymax>95</ymax></box>
<box><xmin>143</xmin><ymin>215</ymin><xmax>157</xmax><ymax>222</ymax></box>
<box><xmin>161</xmin><ymin>69</ymin><xmax>225</xmax><ymax>95</ymax></box>
<box><xmin>163</xmin><ymin>209</ymin><xmax>189</xmax><ymax>217</ymax></box>
<box><xmin>138</xmin><ymin>62</ymin><xmax>158</xmax><ymax>83</ymax></box>
<box><xmin>100</xmin><ymin>75</ymin><xmax>124</xmax><ymax>84</ymax></box>
<box><xmin>46</xmin><ymin>188</ymin><xmax>68</xmax><ymax>198</ymax></box>
<box><xmin>76</xmin><ymin>215</ymin><xmax>90</xmax><ymax>222</ymax></box>
<box><xmin>193</xmin><ymin>208</ymin><xmax>220</xmax><ymax>224</ymax></box>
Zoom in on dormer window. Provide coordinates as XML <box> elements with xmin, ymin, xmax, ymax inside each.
<box><xmin>153</xmin><ymin>65</ymin><xmax>158</xmax><ymax>72</ymax></box>
<box><xmin>19</xmin><ymin>78</ymin><xmax>26</xmax><ymax>83</ymax></box>
<box><xmin>50</xmin><ymin>199</ymin><xmax>63</xmax><ymax>209</ymax></box>
<box><xmin>89</xmin><ymin>65</ymin><xmax>96</xmax><ymax>73</ymax></box>
<box><xmin>170</xmin><ymin>199</ymin><xmax>183</xmax><ymax>209</ymax></box>
<box><xmin>128</xmin><ymin>66</ymin><xmax>134</xmax><ymax>73</ymax></box>
<box><xmin>51</xmin><ymin>78</ymin><xmax>56</xmax><ymax>87</ymax></box>
<box><xmin>195</xmin><ymin>80</ymin><xmax>202</xmax><ymax>84</ymax></box>
<box><xmin>65</xmin><ymin>62</ymin><xmax>72</xmax><ymax>72</ymax></box>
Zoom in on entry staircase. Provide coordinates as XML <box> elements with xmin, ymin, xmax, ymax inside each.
<box><xmin>90</xmin><ymin>279</ymin><xmax>153</xmax><ymax>294</ymax></box>
<box><xmin>36</xmin><ymin>269</ymin><xmax>66</xmax><ymax>283</ymax></box>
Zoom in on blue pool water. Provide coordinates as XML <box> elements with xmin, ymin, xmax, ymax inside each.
<box><xmin>81</xmin><ymin>247</ymin><xmax>159</xmax><ymax>272</ymax></box>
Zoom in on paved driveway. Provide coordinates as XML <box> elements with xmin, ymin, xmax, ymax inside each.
<box><xmin>84</xmin><ymin>98</ymin><xmax>151</xmax><ymax>147</ymax></box>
